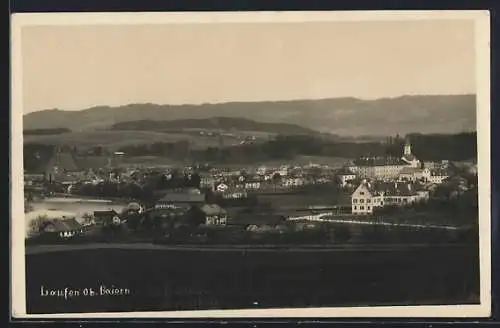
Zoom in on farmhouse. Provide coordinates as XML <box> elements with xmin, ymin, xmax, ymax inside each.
<box><xmin>200</xmin><ymin>204</ymin><xmax>228</xmax><ymax>226</ymax></box>
<box><xmin>40</xmin><ymin>218</ymin><xmax>84</xmax><ymax>239</ymax></box>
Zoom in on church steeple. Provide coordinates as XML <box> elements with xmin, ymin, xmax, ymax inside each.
<box><xmin>403</xmin><ymin>138</ymin><xmax>412</xmax><ymax>156</ymax></box>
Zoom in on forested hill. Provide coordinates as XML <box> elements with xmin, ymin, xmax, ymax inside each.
<box><xmin>109</xmin><ymin>117</ymin><xmax>318</xmax><ymax>135</ymax></box>
<box><xmin>23</xmin><ymin>94</ymin><xmax>476</xmax><ymax>136</ymax></box>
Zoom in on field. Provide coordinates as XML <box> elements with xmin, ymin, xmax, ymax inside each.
<box><xmin>23</xmin><ymin>130</ymin><xmax>265</xmax><ymax>151</ymax></box>
<box><xmin>26</xmin><ymin>244</ymin><xmax>479</xmax><ymax>314</ymax></box>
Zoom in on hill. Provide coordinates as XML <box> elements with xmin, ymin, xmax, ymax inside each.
<box><xmin>109</xmin><ymin>117</ymin><xmax>317</xmax><ymax>135</ymax></box>
<box><xmin>23</xmin><ymin>95</ymin><xmax>476</xmax><ymax>136</ymax></box>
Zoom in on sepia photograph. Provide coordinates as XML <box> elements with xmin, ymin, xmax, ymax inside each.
<box><xmin>11</xmin><ymin>11</ymin><xmax>491</xmax><ymax>318</ymax></box>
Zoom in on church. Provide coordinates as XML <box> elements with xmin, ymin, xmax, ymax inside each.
<box><xmin>347</xmin><ymin>138</ymin><xmax>421</xmax><ymax>180</ymax></box>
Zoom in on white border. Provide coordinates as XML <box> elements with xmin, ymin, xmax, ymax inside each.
<box><xmin>10</xmin><ymin>10</ymin><xmax>491</xmax><ymax>319</ymax></box>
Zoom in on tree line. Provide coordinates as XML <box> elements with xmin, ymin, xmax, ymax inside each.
<box><xmin>23</xmin><ymin>132</ymin><xmax>477</xmax><ymax>170</ymax></box>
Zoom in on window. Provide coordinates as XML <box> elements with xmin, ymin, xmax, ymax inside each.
<box><xmin>367</xmin><ymin>199</ymin><xmax>371</xmax><ymax>203</ymax></box>
<box><xmin>367</xmin><ymin>206</ymin><xmax>371</xmax><ymax>210</ymax></box>
<box><xmin>360</xmin><ymin>192</ymin><xmax>365</xmax><ymax>195</ymax></box>
<box><xmin>353</xmin><ymin>199</ymin><xmax>358</xmax><ymax>203</ymax></box>
<box><xmin>360</xmin><ymin>199</ymin><xmax>364</xmax><ymax>203</ymax></box>
<box><xmin>354</xmin><ymin>206</ymin><xmax>357</xmax><ymax>210</ymax></box>
<box><xmin>360</xmin><ymin>206</ymin><xmax>365</xmax><ymax>210</ymax></box>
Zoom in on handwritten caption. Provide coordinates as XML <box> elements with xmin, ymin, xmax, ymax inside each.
<box><xmin>40</xmin><ymin>285</ymin><xmax>131</xmax><ymax>300</ymax></box>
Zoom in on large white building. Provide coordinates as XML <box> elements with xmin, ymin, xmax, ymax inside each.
<box><xmin>348</xmin><ymin>139</ymin><xmax>421</xmax><ymax>179</ymax></box>
<box><xmin>351</xmin><ymin>180</ymin><xmax>429</xmax><ymax>215</ymax></box>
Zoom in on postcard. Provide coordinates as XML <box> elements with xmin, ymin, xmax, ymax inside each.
<box><xmin>10</xmin><ymin>10</ymin><xmax>491</xmax><ymax>319</ymax></box>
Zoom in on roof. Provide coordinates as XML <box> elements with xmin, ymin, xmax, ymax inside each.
<box><xmin>353</xmin><ymin>157</ymin><xmax>406</xmax><ymax>167</ymax></box>
<box><xmin>200</xmin><ymin>204</ymin><xmax>227</xmax><ymax>216</ymax></box>
<box><xmin>157</xmin><ymin>193</ymin><xmax>205</xmax><ymax>203</ymax></box>
<box><xmin>355</xmin><ymin>182</ymin><xmax>418</xmax><ymax>197</ymax></box>
<box><xmin>45</xmin><ymin>218</ymin><xmax>82</xmax><ymax>232</ymax></box>
<box><xmin>93</xmin><ymin>210</ymin><xmax>118</xmax><ymax>218</ymax></box>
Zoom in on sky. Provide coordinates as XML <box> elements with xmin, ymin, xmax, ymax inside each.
<box><xmin>21</xmin><ymin>19</ymin><xmax>476</xmax><ymax>114</ymax></box>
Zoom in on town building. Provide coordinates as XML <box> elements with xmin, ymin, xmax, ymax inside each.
<box><xmin>336</xmin><ymin>168</ymin><xmax>357</xmax><ymax>187</ymax></box>
<box><xmin>154</xmin><ymin>191</ymin><xmax>206</xmax><ymax>209</ymax></box>
<box><xmin>200</xmin><ymin>204</ymin><xmax>228</xmax><ymax>226</ymax></box>
<box><xmin>350</xmin><ymin>180</ymin><xmax>429</xmax><ymax>215</ymax></box>
<box><xmin>348</xmin><ymin>139</ymin><xmax>421</xmax><ymax>179</ymax></box>
<box><xmin>282</xmin><ymin>176</ymin><xmax>305</xmax><ymax>188</ymax></box>
<box><xmin>93</xmin><ymin>210</ymin><xmax>121</xmax><ymax>225</ymax></box>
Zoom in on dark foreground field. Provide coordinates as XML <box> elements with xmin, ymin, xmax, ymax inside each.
<box><xmin>26</xmin><ymin>244</ymin><xmax>480</xmax><ymax>314</ymax></box>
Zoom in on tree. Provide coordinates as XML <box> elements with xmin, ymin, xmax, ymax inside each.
<box><xmin>28</xmin><ymin>215</ymin><xmax>47</xmax><ymax>236</ymax></box>
<box><xmin>189</xmin><ymin>172</ymin><xmax>201</xmax><ymax>189</ymax></box>
<box><xmin>185</xmin><ymin>206</ymin><xmax>206</xmax><ymax>227</ymax></box>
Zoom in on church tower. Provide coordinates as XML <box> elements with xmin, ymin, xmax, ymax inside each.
<box><xmin>403</xmin><ymin>138</ymin><xmax>412</xmax><ymax>156</ymax></box>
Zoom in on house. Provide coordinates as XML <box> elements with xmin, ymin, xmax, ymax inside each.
<box><xmin>200</xmin><ymin>204</ymin><xmax>228</xmax><ymax>226</ymax></box>
<box><xmin>221</xmin><ymin>188</ymin><xmax>248</xmax><ymax>199</ymax></box>
<box><xmin>428</xmin><ymin>169</ymin><xmax>451</xmax><ymax>184</ymax></box>
<box><xmin>200</xmin><ymin>175</ymin><xmax>216</xmax><ymax>189</ymax></box>
<box><xmin>93</xmin><ymin>210</ymin><xmax>121</xmax><ymax>225</ymax></box>
<box><xmin>336</xmin><ymin>167</ymin><xmax>357</xmax><ymax>187</ymax></box>
<box><xmin>40</xmin><ymin>218</ymin><xmax>84</xmax><ymax>239</ymax></box>
<box><xmin>282</xmin><ymin>176</ymin><xmax>305</xmax><ymax>188</ymax></box>
<box><xmin>244</xmin><ymin>181</ymin><xmax>261</xmax><ymax>190</ymax></box>
<box><xmin>348</xmin><ymin>141</ymin><xmax>420</xmax><ymax>179</ymax></box>
<box><xmin>215</xmin><ymin>182</ymin><xmax>229</xmax><ymax>193</ymax></box>
<box><xmin>154</xmin><ymin>192</ymin><xmax>206</xmax><ymax>208</ymax></box>
<box><xmin>351</xmin><ymin>180</ymin><xmax>428</xmax><ymax>215</ymax></box>
<box><xmin>398</xmin><ymin>167</ymin><xmax>431</xmax><ymax>182</ymax></box>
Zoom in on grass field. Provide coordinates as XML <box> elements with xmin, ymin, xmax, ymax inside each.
<box><xmin>26</xmin><ymin>244</ymin><xmax>480</xmax><ymax>314</ymax></box>
<box><xmin>23</xmin><ymin>130</ymin><xmax>249</xmax><ymax>151</ymax></box>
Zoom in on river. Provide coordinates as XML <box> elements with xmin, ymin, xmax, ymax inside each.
<box><xmin>25</xmin><ymin>197</ymin><xmax>128</xmax><ymax>238</ymax></box>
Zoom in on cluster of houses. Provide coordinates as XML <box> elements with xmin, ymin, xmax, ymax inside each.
<box><xmin>26</xmin><ymin>139</ymin><xmax>478</xmax><ymax>242</ymax></box>
<box><xmin>337</xmin><ymin>140</ymin><xmax>477</xmax><ymax>215</ymax></box>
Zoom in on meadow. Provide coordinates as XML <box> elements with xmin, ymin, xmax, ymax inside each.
<box><xmin>23</xmin><ymin>130</ymin><xmax>247</xmax><ymax>151</ymax></box>
<box><xmin>26</xmin><ymin>244</ymin><xmax>480</xmax><ymax>314</ymax></box>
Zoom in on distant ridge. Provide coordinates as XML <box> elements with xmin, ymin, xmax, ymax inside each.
<box><xmin>23</xmin><ymin>94</ymin><xmax>476</xmax><ymax>136</ymax></box>
<box><xmin>109</xmin><ymin>117</ymin><xmax>317</xmax><ymax>135</ymax></box>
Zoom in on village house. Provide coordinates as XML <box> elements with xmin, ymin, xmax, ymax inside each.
<box><xmin>244</xmin><ymin>180</ymin><xmax>261</xmax><ymax>190</ymax></box>
<box><xmin>282</xmin><ymin>176</ymin><xmax>305</xmax><ymax>188</ymax></box>
<box><xmin>200</xmin><ymin>174</ymin><xmax>216</xmax><ymax>189</ymax></box>
<box><xmin>336</xmin><ymin>168</ymin><xmax>357</xmax><ymax>187</ymax></box>
<box><xmin>350</xmin><ymin>180</ymin><xmax>429</xmax><ymax>215</ymax></box>
<box><xmin>428</xmin><ymin>169</ymin><xmax>451</xmax><ymax>184</ymax></box>
<box><xmin>93</xmin><ymin>210</ymin><xmax>121</xmax><ymax>225</ymax></box>
<box><xmin>398</xmin><ymin>167</ymin><xmax>430</xmax><ymax>182</ymax></box>
<box><xmin>200</xmin><ymin>204</ymin><xmax>228</xmax><ymax>226</ymax></box>
<box><xmin>154</xmin><ymin>191</ymin><xmax>206</xmax><ymax>209</ymax></box>
<box><xmin>221</xmin><ymin>187</ymin><xmax>248</xmax><ymax>199</ymax></box>
<box><xmin>39</xmin><ymin>218</ymin><xmax>84</xmax><ymax>239</ymax></box>
<box><xmin>215</xmin><ymin>182</ymin><xmax>229</xmax><ymax>193</ymax></box>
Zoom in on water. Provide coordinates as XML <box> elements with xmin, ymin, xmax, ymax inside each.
<box><xmin>25</xmin><ymin>197</ymin><xmax>127</xmax><ymax>238</ymax></box>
